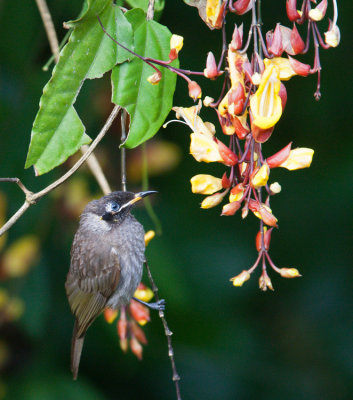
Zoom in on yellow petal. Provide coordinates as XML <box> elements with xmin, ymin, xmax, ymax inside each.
<box><xmin>134</xmin><ymin>286</ymin><xmax>154</xmax><ymax>302</ymax></box>
<box><xmin>280</xmin><ymin>268</ymin><xmax>302</xmax><ymax>278</ymax></box>
<box><xmin>251</xmin><ymin>164</ymin><xmax>270</xmax><ymax>188</ymax></box>
<box><xmin>144</xmin><ymin>230</ymin><xmax>155</xmax><ymax>246</ymax></box>
<box><xmin>190</xmin><ymin>174</ymin><xmax>223</xmax><ymax>195</ymax></box>
<box><xmin>250</xmin><ymin>65</ymin><xmax>282</xmax><ymax>129</ymax></box>
<box><xmin>190</xmin><ymin>133</ymin><xmax>223</xmax><ymax>163</ymax></box>
<box><xmin>201</xmin><ymin>191</ymin><xmax>228</xmax><ymax>209</ymax></box>
<box><xmin>324</xmin><ymin>25</ymin><xmax>340</xmax><ymax>48</ymax></box>
<box><xmin>230</xmin><ymin>270</ymin><xmax>251</xmax><ymax>287</ymax></box>
<box><xmin>173</xmin><ymin>106</ymin><xmax>214</xmax><ymax>138</ymax></box>
<box><xmin>279</xmin><ymin>148</ymin><xmax>314</xmax><ymax>170</ymax></box>
<box><xmin>264</xmin><ymin>57</ymin><xmax>296</xmax><ymax>81</ymax></box>
<box><xmin>170</xmin><ymin>34</ymin><xmax>184</xmax><ymax>52</ymax></box>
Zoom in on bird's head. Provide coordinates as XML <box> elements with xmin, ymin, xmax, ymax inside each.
<box><xmin>85</xmin><ymin>191</ymin><xmax>157</xmax><ymax>223</ymax></box>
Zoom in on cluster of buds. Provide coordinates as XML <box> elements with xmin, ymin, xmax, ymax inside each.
<box><xmin>104</xmin><ymin>282</ymin><xmax>153</xmax><ymax>360</ymax></box>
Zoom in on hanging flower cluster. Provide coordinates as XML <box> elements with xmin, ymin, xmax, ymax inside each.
<box><xmin>163</xmin><ymin>0</ymin><xmax>338</xmax><ymax>290</ymax></box>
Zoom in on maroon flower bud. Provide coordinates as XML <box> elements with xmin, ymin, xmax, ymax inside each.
<box><xmin>290</xmin><ymin>24</ymin><xmax>305</xmax><ymax>54</ymax></box>
<box><xmin>286</xmin><ymin>0</ymin><xmax>300</xmax><ymax>22</ymax></box>
<box><xmin>255</xmin><ymin>227</ymin><xmax>273</xmax><ymax>251</ymax></box>
<box><xmin>266</xmin><ymin>142</ymin><xmax>292</xmax><ymax>168</ymax></box>
<box><xmin>228</xmin><ymin>83</ymin><xmax>245</xmax><ymax>115</ymax></box>
<box><xmin>204</xmin><ymin>52</ymin><xmax>220</xmax><ymax>79</ymax></box>
<box><xmin>216</xmin><ymin>138</ymin><xmax>238</xmax><ymax>166</ymax></box>
<box><xmin>268</xmin><ymin>24</ymin><xmax>284</xmax><ymax>57</ymax></box>
<box><xmin>230</xmin><ymin>23</ymin><xmax>243</xmax><ymax>51</ymax></box>
<box><xmin>188</xmin><ymin>80</ymin><xmax>202</xmax><ymax>101</ymax></box>
<box><xmin>288</xmin><ymin>56</ymin><xmax>311</xmax><ymax>76</ymax></box>
<box><xmin>232</xmin><ymin>0</ymin><xmax>253</xmax><ymax>16</ymax></box>
<box><xmin>222</xmin><ymin>172</ymin><xmax>231</xmax><ymax>189</ymax></box>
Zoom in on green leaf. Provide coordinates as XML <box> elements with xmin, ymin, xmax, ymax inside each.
<box><xmin>25</xmin><ymin>3</ymin><xmax>133</xmax><ymax>175</ymax></box>
<box><xmin>125</xmin><ymin>0</ymin><xmax>165</xmax><ymax>19</ymax></box>
<box><xmin>111</xmin><ymin>18</ymin><xmax>178</xmax><ymax>149</ymax></box>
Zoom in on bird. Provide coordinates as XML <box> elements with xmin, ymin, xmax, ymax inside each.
<box><xmin>65</xmin><ymin>190</ymin><xmax>164</xmax><ymax>380</ymax></box>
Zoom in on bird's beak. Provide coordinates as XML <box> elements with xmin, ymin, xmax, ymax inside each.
<box><xmin>124</xmin><ymin>190</ymin><xmax>158</xmax><ymax>208</ymax></box>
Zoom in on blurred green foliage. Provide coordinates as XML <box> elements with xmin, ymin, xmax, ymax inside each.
<box><xmin>0</xmin><ymin>1</ymin><xmax>352</xmax><ymax>399</ymax></box>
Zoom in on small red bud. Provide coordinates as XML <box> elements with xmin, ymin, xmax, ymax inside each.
<box><xmin>222</xmin><ymin>172</ymin><xmax>231</xmax><ymax>188</ymax></box>
<box><xmin>230</xmin><ymin>23</ymin><xmax>243</xmax><ymax>51</ymax></box>
<box><xmin>288</xmin><ymin>56</ymin><xmax>311</xmax><ymax>77</ymax></box>
<box><xmin>267</xmin><ymin>142</ymin><xmax>292</xmax><ymax>168</ymax></box>
<box><xmin>286</xmin><ymin>0</ymin><xmax>300</xmax><ymax>22</ymax></box>
<box><xmin>222</xmin><ymin>201</ymin><xmax>241</xmax><ymax>216</ymax></box>
<box><xmin>255</xmin><ymin>227</ymin><xmax>273</xmax><ymax>251</ymax></box>
<box><xmin>268</xmin><ymin>24</ymin><xmax>284</xmax><ymax>57</ymax></box>
<box><xmin>188</xmin><ymin>80</ymin><xmax>202</xmax><ymax>101</ymax></box>
<box><xmin>169</xmin><ymin>48</ymin><xmax>178</xmax><ymax>61</ymax></box>
<box><xmin>204</xmin><ymin>52</ymin><xmax>219</xmax><ymax>79</ymax></box>
<box><xmin>230</xmin><ymin>183</ymin><xmax>245</xmax><ymax>195</ymax></box>
<box><xmin>232</xmin><ymin>0</ymin><xmax>253</xmax><ymax>16</ymax></box>
<box><xmin>216</xmin><ymin>139</ymin><xmax>238</xmax><ymax>166</ymax></box>
<box><xmin>228</xmin><ymin>83</ymin><xmax>245</xmax><ymax>115</ymax></box>
<box><xmin>290</xmin><ymin>24</ymin><xmax>305</xmax><ymax>54</ymax></box>
<box><xmin>279</xmin><ymin>82</ymin><xmax>287</xmax><ymax>111</ymax></box>
<box><xmin>230</xmin><ymin>115</ymin><xmax>250</xmax><ymax>140</ymax></box>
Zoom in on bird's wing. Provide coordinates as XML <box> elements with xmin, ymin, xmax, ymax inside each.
<box><xmin>66</xmin><ymin>240</ymin><xmax>121</xmax><ymax>337</ymax></box>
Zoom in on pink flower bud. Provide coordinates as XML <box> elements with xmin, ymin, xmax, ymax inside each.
<box><xmin>286</xmin><ymin>0</ymin><xmax>300</xmax><ymax>22</ymax></box>
<box><xmin>204</xmin><ymin>52</ymin><xmax>219</xmax><ymax>79</ymax></box>
<box><xmin>118</xmin><ymin>318</ymin><xmax>128</xmax><ymax>341</ymax></box>
<box><xmin>147</xmin><ymin>71</ymin><xmax>162</xmax><ymax>85</ymax></box>
<box><xmin>230</xmin><ymin>115</ymin><xmax>250</xmax><ymax>140</ymax></box>
<box><xmin>228</xmin><ymin>83</ymin><xmax>245</xmax><ymax>115</ymax></box>
<box><xmin>129</xmin><ymin>300</ymin><xmax>150</xmax><ymax>326</ymax></box>
<box><xmin>290</xmin><ymin>24</ymin><xmax>305</xmax><ymax>54</ymax></box>
<box><xmin>279</xmin><ymin>82</ymin><xmax>287</xmax><ymax>111</ymax></box>
<box><xmin>222</xmin><ymin>201</ymin><xmax>241</xmax><ymax>216</ymax></box>
<box><xmin>268</xmin><ymin>24</ymin><xmax>284</xmax><ymax>57</ymax></box>
<box><xmin>267</xmin><ymin>142</ymin><xmax>292</xmax><ymax>168</ymax></box>
<box><xmin>130</xmin><ymin>337</ymin><xmax>143</xmax><ymax>360</ymax></box>
<box><xmin>309</xmin><ymin>0</ymin><xmax>328</xmax><ymax>22</ymax></box>
<box><xmin>216</xmin><ymin>139</ymin><xmax>238</xmax><ymax>166</ymax></box>
<box><xmin>232</xmin><ymin>0</ymin><xmax>253</xmax><ymax>16</ymax></box>
<box><xmin>130</xmin><ymin>321</ymin><xmax>148</xmax><ymax>345</ymax></box>
<box><xmin>188</xmin><ymin>80</ymin><xmax>202</xmax><ymax>101</ymax></box>
<box><xmin>251</xmin><ymin>124</ymin><xmax>274</xmax><ymax>143</ymax></box>
<box><xmin>169</xmin><ymin>48</ymin><xmax>178</xmax><ymax>61</ymax></box>
<box><xmin>230</xmin><ymin>23</ymin><xmax>243</xmax><ymax>50</ymax></box>
<box><xmin>288</xmin><ymin>56</ymin><xmax>311</xmax><ymax>77</ymax></box>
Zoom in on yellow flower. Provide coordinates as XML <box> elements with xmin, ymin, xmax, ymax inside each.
<box><xmin>206</xmin><ymin>0</ymin><xmax>225</xmax><ymax>28</ymax></box>
<box><xmin>264</xmin><ymin>58</ymin><xmax>296</xmax><ymax>81</ymax></box>
<box><xmin>279</xmin><ymin>148</ymin><xmax>314</xmax><ymax>170</ymax></box>
<box><xmin>250</xmin><ymin>64</ymin><xmax>282</xmax><ymax>129</ymax></box>
<box><xmin>201</xmin><ymin>190</ymin><xmax>228</xmax><ymax>209</ymax></box>
<box><xmin>190</xmin><ymin>174</ymin><xmax>223</xmax><ymax>195</ymax></box>
<box><xmin>144</xmin><ymin>230</ymin><xmax>155</xmax><ymax>246</ymax></box>
<box><xmin>280</xmin><ymin>268</ymin><xmax>302</xmax><ymax>278</ymax></box>
<box><xmin>170</xmin><ymin>34</ymin><xmax>184</xmax><ymax>53</ymax></box>
<box><xmin>173</xmin><ymin>106</ymin><xmax>214</xmax><ymax>138</ymax></box>
<box><xmin>269</xmin><ymin>182</ymin><xmax>282</xmax><ymax>194</ymax></box>
<box><xmin>190</xmin><ymin>133</ymin><xmax>223</xmax><ymax>163</ymax></box>
<box><xmin>251</xmin><ymin>164</ymin><xmax>270</xmax><ymax>189</ymax></box>
<box><xmin>230</xmin><ymin>270</ymin><xmax>251</xmax><ymax>287</ymax></box>
<box><xmin>324</xmin><ymin>25</ymin><xmax>340</xmax><ymax>48</ymax></box>
<box><xmin>134</xmin><ymin>285</ymin><xmax>154</xmax><ymax>302</ymax></box>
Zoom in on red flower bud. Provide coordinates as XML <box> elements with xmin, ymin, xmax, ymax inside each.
<box><xmin>288</xmin><ymin>56</ymin><xmax>311</xmax><ymax>77</ymax></box>
<box><xmin>104</xmin><ymin>308</ymin><xmax>118</xmax><ymax>324</ymax></box>
<box><xmin>216</xmin><ymin>138</ymin><xmax>238</xmax><ymax>166</ymax></box>
<box><xmin>169</xmin><ymin>48</ymin><xmax>178</xmax><ymax>61</ymax></box>
<box><xmin>290</xmin><ymin>24</ymin><xmax>305</xmax><ymax>54</ymax></box>
<box><xmin>130</xmin><ymin>337</ymin><xmax>143</xmax><ymax>360</ymax></box>
<box><xmin>228</xmin><ymin>83</ymin><xmax>245</xmax><ymax>115</ymax></box>
<box><xmin>230</xmin><ymin>24</ymin><xmax>243</xmax><ymax>51</ymax></box>
<box><xmin>286</xmin><ymin>0</ymin><xmax>300</xmax><ymax>22</ymax></box>
<box><xmin>267</xmin><ymin>142</ymin><xmax>292</xmax><ymax>168</ymax></box>
<box><xmin>188</xmin><ymin>80</ymin><xmax>202</xmax><ymax>101</ymax></box>
<box><xmin>231</xmin><ymin>183</ymin><xmax>245</xmax><ymax>195</ymax></box>
<box><xmin>251</xmin><ymin>125</ymin><xmax>274</xmax><ymax>143</ymax></box>
<box><xmin>231</xmin><ymin>115</ymin><xmax>250</xmax><ymax>140</ymax></box>
<box><xmin>222</xmin><ymin>172</ymin><xmax>231</xmax><ymax>188</ymax></box>
<box><xmin>255</xmin><ymin>227</ymin><xmax>273</xmax><ymax>251</ymax></box>
<box><xmin>130</xmin><ymin>321</ymin><xmax>148</xmax><ymax>345</ymax></box>
<box><xmin>129</xmin><ymin>300</ymin><xmax>150</xmax><ymax>325</ymax></box>
<box><xmin>204</xmin><ymin>52</ymin><xmax>220</xmax><ymax>79</ymax></box>
<box><xmin>222</xmin><ymin>201</ymin><xmax>241</xmax><ymax>216</ymax></box>
<box><xmin>268</xmin><ymin>24</ymin><xmax>284</xmax><ymax>57</ymax></box>
<box><xmin>232</xmin><ymin>0</ymin><xmax>253</xmax><ymax>15</ymax></box>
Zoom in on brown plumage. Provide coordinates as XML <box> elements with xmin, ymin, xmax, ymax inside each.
<box><xmin>65</xmin><ymin>191</ymin><xmax>155</xmax><ymax>380</ymax></box>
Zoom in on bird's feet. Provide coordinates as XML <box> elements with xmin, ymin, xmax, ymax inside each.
<box><xmin>133</xmin><ymin>297</ymin><xmax>166</xmax><ymax>311</ymax></box>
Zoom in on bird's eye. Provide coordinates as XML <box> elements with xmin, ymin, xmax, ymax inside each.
<box><xmin>109</xmin><ymin>201</ymin><xmax>120</xmax><ymax>212</ymax></box>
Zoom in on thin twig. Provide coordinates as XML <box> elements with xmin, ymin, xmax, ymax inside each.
<box><xmin>120</xmin><ymin>110</ymin><xmax>127</xmax><ymax>192</ymax></box>
<box><xmin>35</xmin><ymin>0</ymin><xmax>60</xmax><ymax>62</ymax></box>
<box><xmin>0</xmin><ymin>105</ymin><xmax>120</xmax><ymax>237</ymax></box>
<box><xmin>145</xmin><ymin>260</ymin><xmax>182</xmax><ymax>400</ymax></box>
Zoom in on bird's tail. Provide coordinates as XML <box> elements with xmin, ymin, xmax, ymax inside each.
<box><xmin>71</xmin><ymin>320</ymin><xmax>85</xmax><ymax>380</ymax></box>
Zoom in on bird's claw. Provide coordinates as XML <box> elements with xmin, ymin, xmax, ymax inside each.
<box><xmin>148</xmin><ymin>299</ymin><xmax>166</xmax><ymax>311</ymax></box>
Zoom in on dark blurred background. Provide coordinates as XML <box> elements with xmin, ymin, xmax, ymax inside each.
<box><xmin>0</xmin><ymin>1</ymin><xmax>352</xmax><ymax>399</ymax></box>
